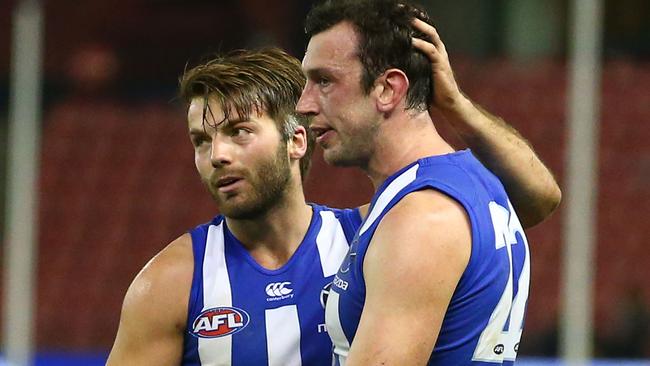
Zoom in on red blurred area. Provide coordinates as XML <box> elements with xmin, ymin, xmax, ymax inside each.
<box><xmin>29</xmin><ymin>59</ymin><xmax>650</xmax><ymax>353</ymax></box>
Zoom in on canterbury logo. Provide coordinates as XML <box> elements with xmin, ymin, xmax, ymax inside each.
<box><xmin>265</xmin><ymin>282</ymin><xmax>293</xmax><ymax>297</ymax></box>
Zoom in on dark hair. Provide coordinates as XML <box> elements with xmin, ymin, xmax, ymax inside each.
<box><xmin>179</xmin><ymin>48</ymin><xmax>315</xmax><ymax>180</ymax></box>
<box><xmin>305</xmin><ymin>0</ymin><xmax>433</xmax><ymax>111</ymax></box>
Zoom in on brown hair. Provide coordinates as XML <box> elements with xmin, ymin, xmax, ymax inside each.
<box><xmin>306</xmin><ymin>0</ymin><xmax>433</xmax><ymax>112</ymax></box>
<box><xmin>179</xmin><ymin>48</ymin><xmax>315</xmax><ymax>180</ymax></box>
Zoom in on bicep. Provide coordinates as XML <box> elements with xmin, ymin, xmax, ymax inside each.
<box><xmin>107</xmin><ymin>279</ymin><xmax>183</xmax><ymax>365</ymax></box>
<box><xmin>107</xmin><ymin>287</ymin><xmax>184</xmax><ymax>366</ymax></box>
<box><xmin>346</xmin><ymin>191</ymin><xmax>471</xmax><ymax>365</ymax></box>
<box><xmin>107</xmin><ymin>237</ymin><xmax>193</xmax><ymax>366</ymax></box>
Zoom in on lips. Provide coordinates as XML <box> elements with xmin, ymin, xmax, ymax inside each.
<box><xmin>216</xmin><ymin>176</ymin><xmax>243</xmax><ymax>192</ymax></box>
<box><xmin>310</xmin><ymin>125</ymin><xmax>335</xmax><ymax>144</ymax></box>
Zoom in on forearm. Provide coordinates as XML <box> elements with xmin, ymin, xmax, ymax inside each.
<box><xmin>410</xmin><ymin>18</ymin><xmax>561</xmax><ymax>228</ymax></box>
<box><xmin>441</xmin><ymin>96</ymin><xmax>561</xmax><ymax>228</ymax></box>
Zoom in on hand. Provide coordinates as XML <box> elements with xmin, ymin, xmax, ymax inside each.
<box><xmin>411</xmin><ymin>18</ymin><xmax>467</xmax><ymax>114</ymax></box>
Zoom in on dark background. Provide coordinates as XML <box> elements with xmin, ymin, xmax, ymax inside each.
<box><xmin>0</xmin><ymin>0</ymin><xmax>649</xmax><ymax>360</ymax></box>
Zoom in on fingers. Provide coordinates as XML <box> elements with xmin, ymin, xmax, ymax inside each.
<box><xmin>411</xmin><ymin>18</ymin><xmax>446</xmax><ymax>54</ymax></box>
<box><xmin>411</xmin><ymin>37</ymin><xmax>440</xmax><ymax>62</ymax></box>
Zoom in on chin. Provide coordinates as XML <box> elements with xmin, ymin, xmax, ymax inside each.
<box><xmin>323</xmin><ymin>149</ymin><xmax>363</xmax><ymax>168</ymax></box>
<box><xmin>219</xmin><ymin>202</ymin><xmax>267</xmax><ymax>220</ymax></box>
<box><xmin>323</xmin><ymin>148</ymin><xmax>345</xmax><ymax>166</ymax></box>
<box><xmin>217</xmin><ymin>193</ymin><xmax>284</xmax><ymax>220</ymax></box>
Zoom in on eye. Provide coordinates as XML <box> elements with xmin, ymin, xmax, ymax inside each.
<box><xmin>191</xmin><ymin>135</ymin><xmax>209</xmax><ymax>148</ymax></box>
<box><xmin>317</xmin><ymin>77</ymin><xmax>331</xmax><ymax>87</ymax></box>
<box><xmin>232</xmin><ymin>127</ymin><xmax>252</xmax><ymax>138</ymax></box>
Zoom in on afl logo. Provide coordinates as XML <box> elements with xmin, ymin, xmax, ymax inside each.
<box><xmin>191</xmin><ymin>307</ymin><xmax>250</xmax><ymax>338</ymax></box>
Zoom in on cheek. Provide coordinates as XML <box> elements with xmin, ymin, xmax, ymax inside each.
<box><xmin>195</xmin><ymin>151</ymin><xmax>211</xmax><ymax>176</ymax></box>
<box><xmin>337</xmin><ymin>102</ymin><xmax>369</xmax><ymax>130</ymax></box>
<box><xmin>320</xmin><ymin>95</ymin><xmax>349</xmax><ymax>126</ymax></box>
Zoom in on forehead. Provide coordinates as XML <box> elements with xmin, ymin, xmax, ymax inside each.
<box><xmin>303</xmin><ymin>21</ymin><xmax>361</xmax><ymax>73</ymax></box>
<box><xmin>187</xmin><ymin>97</ymin><xmax>224</xmax><ymax>130</ymax></box>
<box><xmin>187</xmin><ymin>97</ymin><xmax>272</xmax><ymax>131</ymax></box>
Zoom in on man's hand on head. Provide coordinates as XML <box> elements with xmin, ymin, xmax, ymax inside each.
<box><xmin>410</xmin><ymin>18</ymin><xmax>470</xmax><ymax>116</ymax></box>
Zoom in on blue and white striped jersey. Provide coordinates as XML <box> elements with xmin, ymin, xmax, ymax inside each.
<box><xmin>182</xmin><ymin>203</ymin><xmax>362</xmax><ymax>366</ymax></box>
<box><xmin>326</xmin><ymin>150</ymin><xmax>531</xmax><ymax>365</ymax></box>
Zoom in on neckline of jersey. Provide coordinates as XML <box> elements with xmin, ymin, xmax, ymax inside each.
<box><xmin>221</xmin><ymin>203</ymin><xmax>321</xmax><ymax>275</ymax></box>
<box><xmin>369</xmin><ymin>149</ymin><xmax>472</xmax><ymax>206</ymax></box>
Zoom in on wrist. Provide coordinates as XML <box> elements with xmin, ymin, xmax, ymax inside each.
<box><xmin>439</xmin><ymin>94</ymin><xmax>477</xmax><ymax>122</ymax></box>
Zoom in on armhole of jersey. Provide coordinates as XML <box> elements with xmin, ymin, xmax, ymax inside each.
<box><xmin>360</xmin><ymin>179</ymin><xmax>479</xmax><ymax>288</ymax></box>
<box><xmin>186</xmin><ymin>226</ymin><xmax>208</xmax><ymax>329</ymax></box>
<box><xmin>414</xmin><ymin>180</ymin><xmax>481</xmax><ymax>292</ymax></box>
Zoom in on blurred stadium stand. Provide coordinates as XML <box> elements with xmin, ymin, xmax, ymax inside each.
<box><xmin>27</xmin><ymin>60</ymin><xmax>649</xmax><ymax>360</ymax></box>
<box><xmin>1</xmin><ymin>0</ymin><xmax>649</xmax><ymax>364</ymax></box>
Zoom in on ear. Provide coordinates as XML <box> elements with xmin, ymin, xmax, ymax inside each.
<box><xmin>373</xmin><ymin>68</ymin><xmax>409</xmax><ymax>113</ymax></box>
<box><xmin>288</xmin><ymin>125</ymin><xmax>308</xmax><ymax>161</ymax></box>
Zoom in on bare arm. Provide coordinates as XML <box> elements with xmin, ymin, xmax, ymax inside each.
<box><xmin>411</xmin><ymin>18</ymin><xmax>561</xmax><ymax>229</ymax></box>
<box><xmin>346</xmin><ymin>190</ymin><xmax>471</xmax><ymax>365</ymax></box>
<box><xmin>106</xmin><ymin>235</ymin><xmax>194</xmax><ymax>366</ymax></box>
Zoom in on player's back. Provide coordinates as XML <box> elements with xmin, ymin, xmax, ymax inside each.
<box><xmin>326</xmin><ymin>150</ymin><xmax>530</xmax><ymax>365</ymax></box>
<box><xmin>182</xmin><ymin>204</ymin><xmax>360</xmax><ymax>366</ymax></box>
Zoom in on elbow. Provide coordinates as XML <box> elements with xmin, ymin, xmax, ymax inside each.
<box><xmin>542</xmin><ymin>180</ymin><xmax>562</xmax><ymax>218</ymax></box>
<box><xmin>547</xmin><ymin>183</ymin><xmax>562</xmax><ymax>214</ymax></box>
<box><xmin>522</xmin><ymin>183</ymin><xmax>562</xmax><ymax>229</ymax></box>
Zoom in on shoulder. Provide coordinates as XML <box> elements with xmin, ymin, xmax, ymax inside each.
<box><xmin>121</xmin><ymin>233</ymin><xmax>194</xmax><ymax>332</ymax></box>
<box><xmin>357</xmin><ymin>189</ymin><xmax>473</xmax><ymax>357</ymax></box>
<box><xmin>380</xmin><ymin>189</ymin><xmax>470</xmax><ymax>236</ymax></box>
<box><xmin>107</xmin><ymin>234</ymin><xmax>194</xmax><ymax>364</ymax></box>
<box><xmin>366</xmin><ymin>189</ymin><xmax>471</xmax><ymax>277</ymax></box>
<box><xmin>416</xmin><ymin>153</ymin><xmax>489</xmax><ymax>206</ymax></box>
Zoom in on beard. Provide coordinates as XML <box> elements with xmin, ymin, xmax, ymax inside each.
<box><xmin>322</xmin><ymin>124</ymin><xmax>378</xmax><ymax>169</ymax></box>
<box><xmin>205</xmin><ymin>142</ymin><xmax>293</xmax><ymax>220</ymax></box>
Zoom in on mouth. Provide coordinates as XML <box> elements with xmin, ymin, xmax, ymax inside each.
<box><xmin>310</xmin><ymin>125</ymin><xmax>335</xmax><ymax>144</ymax></box>
<box><xmin>216</xmin><ymin>176</ymin><xmax>244</xmax><ymax>192</ymax></box>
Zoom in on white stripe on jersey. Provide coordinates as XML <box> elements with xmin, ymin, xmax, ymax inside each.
<box><xmin>199</xmin><ymin>222</ymin><xmax>233</xmax><ymax>365</ymax></box>
<box><xmin>325</xmin><ymin>291</ymin><xmax>349</xmax><ymax>365</ymax></box>
<box><xmin>358</xmin><ymin>164</ymin><xmax>419</xmax><ymax>236</ymax></box>
<box><xmin>316</xmin><ymin>211</ymin><xmax>352</xmax><ymax>277</ymax></box>
<box><xmin>265</xmin><ymin>305</ymin><xmax>302</xmax><ymax>366</ymax></box>
<box><xmin>504</xmin><ymin>201</ymin><xmax>530</xmax><ymax>361</ymax></box>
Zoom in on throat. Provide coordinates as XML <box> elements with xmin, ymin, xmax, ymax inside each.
<box><xmin>367</xmin><ymin>124</ymin><xmax>454</xmax><ymax>188</ymax></box>
<box><xmin>227</xmin><ymin>203</ymin><xmax>314</xmax><ymax>270</ymax></box>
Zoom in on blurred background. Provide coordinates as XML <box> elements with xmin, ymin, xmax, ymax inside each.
<box><xmin>0</xmin><ymin>0</ymin><xmax>648</xmax><ymax>364</ymax></box>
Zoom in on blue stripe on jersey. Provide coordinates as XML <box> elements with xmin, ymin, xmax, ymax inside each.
<box><xmin>182</xmin><ymin>204</ymin><xmax>361</xmax><ymax>366</ymax></box>
<box><xmin>327</xmin><ymin>150</ymin><xmax>531</xmax><ymax>365</ymax></box>
<box><xmin>335</xmin><ymin>208</ymin><xmax>362</xmax><ymax>243</ymax></box>
<box><xmin>181</xmin><ymin>220</ymin><xmax>215</xmax><ymax>366</ymax></box>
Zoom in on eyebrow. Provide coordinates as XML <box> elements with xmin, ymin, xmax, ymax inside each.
<box><xmin>188</xmin><ymin>117</ymin><xmax>253</xmax><ymax>134</ymax></box>
<box><xmin>304</xmin><ymin>67</ymin><xmax>333</xmax><ymax>79</ymax></box>
<box><xmin>224</xmin><ymin>117</ymin><xmax>251</xmax><ymax>125</ymax></box>
<box><xmin>188</xmin><ymin>127</ymin><xmax>207</xmax><ymax>135</ymax></box>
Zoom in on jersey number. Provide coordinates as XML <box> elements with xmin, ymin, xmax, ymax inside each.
<box><xmin>472</xmin><ymin>201</ymin><xmax>530</xmax><ymax>363</ymax></box>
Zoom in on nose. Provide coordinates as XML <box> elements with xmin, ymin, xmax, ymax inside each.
<box><xmin>210</xmin><ymin>135</ymin><xmax>233</xmax><ymax>168</ymax></box>
<box><xmin>296</xmin><ymin>82</ymin><xmax>319</xmax><ymax>117</ymax></box>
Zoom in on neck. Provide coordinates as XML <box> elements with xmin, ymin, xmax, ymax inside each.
<box><xmin>225</xmin><ymin>179</ymin><xmax>313</xmax><ymax>269</ymax></box>
<box><xmin>365</xmin><ymin>110</ymin><xmax>455</xmax><ymax>189</ymax></box>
